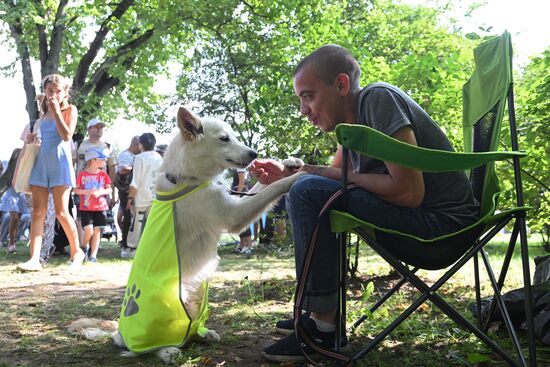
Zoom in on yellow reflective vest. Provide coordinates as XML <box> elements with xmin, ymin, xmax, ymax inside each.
<box><xmin>118</xmin><ymin>181</ymin><xmax>211</xmax><ymax>353</ymax></box>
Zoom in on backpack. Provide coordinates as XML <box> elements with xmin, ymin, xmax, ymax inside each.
<box><xmin>114</xmin><ymin>170</ymin><xmax>132</xmax><ymax>193</ymax></box>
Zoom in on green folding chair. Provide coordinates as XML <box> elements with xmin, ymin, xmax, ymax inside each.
<box><xmin>293</xmin><ymin>32</ymin><xmax>536</xmax><ymax>366</ymax></box>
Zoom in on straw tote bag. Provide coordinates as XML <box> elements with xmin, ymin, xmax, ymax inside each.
<box><xmin>14</xmin><ymin>119</ymin><xmax>42</xmax><ymax>194</ymax></box>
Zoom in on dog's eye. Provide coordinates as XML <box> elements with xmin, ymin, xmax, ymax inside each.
<box><xmin>219</xmin><ymin>135</ymin><xmax>230</xmax><ymax>142</ymax></box>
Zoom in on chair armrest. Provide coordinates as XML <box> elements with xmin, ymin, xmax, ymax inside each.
<box><xmin>335</xmin><ymin>124</ymin><xmax>526</xmax><ymax>173</ymax></box>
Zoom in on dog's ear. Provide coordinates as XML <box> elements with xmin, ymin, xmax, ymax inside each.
<box><xmin>177</xmin><ymin>106</ymin><xmax>204</xmax><ymax>141</ymax></box>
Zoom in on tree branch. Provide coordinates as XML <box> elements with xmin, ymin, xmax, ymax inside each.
<box><xmin>3</xmin><ymin>0</ymin><xmax>39</xmax><ymax>120</ymax></box>
<box><xmin>520</xmin><ymin>165</ymin><xmax>550</xmax><ymax>194</ymax></box>
<box><xmin>44</xmin><ymin>0</ymin><xmax>69</xmax><ymax>75</ymax></box>
<box><xmin>73</xmin><ymin>0</ymin><xmax>135</xmax><ymax>92</ymax></box>
<box><xmin>210</xmin><ymin>27</ymin><xmax>254</xmax><ymax>144</ymax></box>
<box><xmin>80</xmin><ymin>27</ymin><xmax>155</xmax><ymax>97</ymax></box>
<box><xmin>240</xmin><ymin>0</ymin><xmax>270</xmax><ymax>19</ymax></box>
<box><xmin>33</xmin><ymin>0</ymin><xmax>49</xmax><ymax>73</ymax></box>
<box><xmin>501</xmin><ymin>141</ymin><xmax>550</xmax><ymax>193</ymax></box>
<box><xmin>95</xmin><ymin>73</ymin><xmax>121</xmax><ymax>96</ymax></box>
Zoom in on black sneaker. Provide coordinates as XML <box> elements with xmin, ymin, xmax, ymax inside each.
<box><xmin>262</xmin><ymin>317</ymin><xmax>348</xmax><ymax>363</ymax></box>
<box><xmin>275</xmin><ymin>312</ymin><xmax>311</xmax><ymax>335</ymax></box>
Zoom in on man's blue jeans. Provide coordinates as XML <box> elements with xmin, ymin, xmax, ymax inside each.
<box><xmin>287</xmin><ymin>174</ymin><xmax>465</xmax><ymax>313</ymax></box>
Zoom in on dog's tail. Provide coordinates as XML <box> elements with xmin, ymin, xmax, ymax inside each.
<box><xmin>68</xmin><ymin>317</ymin><xmax>118</xmax><ymax>340</ymax></box>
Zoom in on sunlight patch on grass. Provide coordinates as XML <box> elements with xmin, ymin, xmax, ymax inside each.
<box><xmin>1</xmin><ymin>236</ymin><xmax>546</xmax><ymax>366</ymax></box>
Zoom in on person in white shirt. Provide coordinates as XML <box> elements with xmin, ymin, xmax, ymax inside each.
<box><xmin>123</xmin><ymin>133</ymin><xmax>163</xmax><ymax>258</ymax></box>
<box><xmin>115</xmin><ymin>136</ymin><xmax>140</xmax><ymax>250</ymax></box>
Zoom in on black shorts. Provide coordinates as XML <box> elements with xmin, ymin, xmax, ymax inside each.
<box><xmin>73</xmin><ymin>194</ymin><xmax>81</xmax><ymax>219</ymax></box>
<box><xmin>80</xmin><ymin>210</ymin><xmax>107</xmax><ymax>228</ymax></box>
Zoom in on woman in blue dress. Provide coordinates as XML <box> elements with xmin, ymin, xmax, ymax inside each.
<box><xmin>17</xmin><ymin>74</ymin><xmax>85</xmax><ymax>272</ymax></box>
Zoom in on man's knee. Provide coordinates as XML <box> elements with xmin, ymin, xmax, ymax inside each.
<box><xmin>288</xmin><ymin>174</ymin><xmax>337</xmax><ymax>207</ymax></box>
<box><xmin>288</xmin><ymin>174</ymin><xmax>317</xmax><ymax>200</ymax></box>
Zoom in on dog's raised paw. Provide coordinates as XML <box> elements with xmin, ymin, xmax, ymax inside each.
<box><xmin>282</xmin><ymin>157</ymin><xmax>304</xmax><ymax>169</ymax></box>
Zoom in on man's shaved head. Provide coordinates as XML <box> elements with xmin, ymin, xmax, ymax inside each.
<box><xmin>294</xmin><ymin>44</ymin><xmax>361</xmax><ymax>92</ymax></box>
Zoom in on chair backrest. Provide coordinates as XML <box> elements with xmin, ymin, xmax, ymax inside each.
<box><xmin>462</xmin><ymin>31</ymin><xmax>513</xmax><ymax>217</ymax></box>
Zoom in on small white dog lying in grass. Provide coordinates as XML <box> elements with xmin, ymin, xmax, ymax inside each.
<box><xmin>69</xmin><ymin>106</ymin><xmax>304</xmax><ymax>364</ymax></box>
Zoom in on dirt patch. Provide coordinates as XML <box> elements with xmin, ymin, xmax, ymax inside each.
<box><xmin>0</xmin><ymin>247</ymin><xmax>300</xmax><ymax>367</ymax></box>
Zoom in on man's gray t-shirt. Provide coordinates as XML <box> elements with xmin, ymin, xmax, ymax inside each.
<box><xmin>351</xmin><ymin>82</ymin><xmax>479</xmax><ymax>227</ymax></box>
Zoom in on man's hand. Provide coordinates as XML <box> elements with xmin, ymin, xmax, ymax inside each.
<box><xmin>248</xmin><ymin>159</ymin><xmax>290</xmax><ymax>185</ymax></box>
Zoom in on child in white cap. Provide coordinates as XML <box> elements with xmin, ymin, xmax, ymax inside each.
<box><xmin>73</xmin><ymin>147</ymin><xmax>112</xmax><ymax>262</ymax></box>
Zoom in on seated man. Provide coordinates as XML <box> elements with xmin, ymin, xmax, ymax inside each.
<box><xmin>0</xmin><ymin>188</ymin><xmax>31</xmax><ymax>252</ymax></box>
<box><xmin>249</xmin><ymin>44</ymin><xmax>479</xmax><ymax>362</ymax></box>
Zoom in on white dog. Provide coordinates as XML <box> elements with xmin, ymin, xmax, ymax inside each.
<box><xmin>69</xmin><ymin>106</ymin><xmax>305</xmax><ymax>364</ymax></box>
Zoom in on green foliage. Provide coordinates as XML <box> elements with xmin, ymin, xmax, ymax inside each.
<box><xmin>2</xmin><ymin>0</ymin><xmax>546</xmax><ymax>237</ymax></box>
<box><xmin>1</xmin><ymin>238</ymin><xmax>547</xmax><ymax>366</ymax></box>
<box><xmin>342</xmin><ymin>0</ymin><xmax>475</xmax><ymax>149</ymax></box>
<box><xmin>175</xmin><ymin>0</ymin><xmax>474</xmax><ymax>165</ymax></box>
<box><xmin>172</xmin><ymin>0</ymin><xmax>548</xmax><ymax>238</ymax></box>
<box><xmin>174</xmin><ymin>0</ymin><xmax>340</xmax><ymax>161</ymax></box>
<box><xmin>512</xmin><ymin>47</ymin><xmax>550</xmax><ymax>241</ymax></box>
<box><xmin>0</xmin><ymin>0</ymin><xmax>196</xmax><ymax>131</ymax></box>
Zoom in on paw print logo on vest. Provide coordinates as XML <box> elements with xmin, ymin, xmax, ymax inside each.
<box><xmin>123</xmin><ymin>284</ymin><xmax>141</xmax><ymax>317</ymax></box>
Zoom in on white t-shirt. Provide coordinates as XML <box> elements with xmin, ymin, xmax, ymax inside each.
<box><xmin>20</xmin><ymin>124</ymin><xmax>31</xmax><ymax>142</ymax></box>
<box><xmin>130</xmin><ymin>150</ymin><xmax>163</xmax><ymax>208</ymax></box>
<box><xmin>117</xmin><ymin>149</ymin><xmax>135</xmax><ymax>173</ymax></box>
<box><xmin>75</xmin><ymin>139</ymin><xmax>118</xmax><ymax>177</ymax></box>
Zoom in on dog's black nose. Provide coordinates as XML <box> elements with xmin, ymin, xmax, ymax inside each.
<box><xmin>249</xmin><ymin>150</ymin><xmax>258</xmax><ymax>160</ymax></box>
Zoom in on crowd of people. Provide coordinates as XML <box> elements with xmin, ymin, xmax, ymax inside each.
<box><xmin>0</xmin><ymin>73</ymin><xmax>176</xmax><ymax>271</ymax></box>
<box><xmin>0</xmin><ymin>76</ymin><xmax>278</xmax><ymax>267</ymax></box>
<box><xmin>0</xmin><ymin>71</ymin><xmax>286</xmax><ymax>269</ymax></box>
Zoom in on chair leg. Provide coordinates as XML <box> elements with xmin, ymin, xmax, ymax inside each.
<box><xmin>356</xmin><ymin>225</ymin><xmax>526</xmax><ymax>367</ymax></box>
<box><xmin>509</xmin><ymin>86</ymin><xmax>537</xmax><ymax>366</ymax></box>
<box><xmin>336</xmin><ymin>231</ymin><xmax>347</xmax><ymax>351</ymax></box>
<box><xmin>401</xmin><ymin>262</ymin><xmax>524</xmax><ymax>367</ymax></box>
<box><xmin>474</xmin><ymin>251</ymin><xmax>482</xmax><ymax>328</ymax></box>
<box><xmin>480</xmin><ymin>249</ymin><xmax>527</xmax><ymax>366</ymax></box>
<box><xmin>353</xmin><ymin>291</ymin><xmax>430</xmax><ymax>361</ymax></box>
<box><xmin>353</xmin><ymin>281</ymin><xmax>521</xmax><ymax>366</ymax></box>
<box><xmin>351</xmin><ymin>269</ymin><xmax>417</xmax><ymax>331</ymax></box>
<box><xmin>517</xmin><ymin>216</ymin><xmax>536</xmax><ymax>367</ymax></box>
<box><xmin>483</xmin><ymin>220</ymin><xmax>519</xmax><ymax>332</ymax></box>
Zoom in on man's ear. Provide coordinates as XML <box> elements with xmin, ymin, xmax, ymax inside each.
<box><xmin>335</xmin><ymin>73</ymin><xmax>351</xmax><ymax>95</ymax></box>
<box><xmin>177</xmin><ymin>106</ymin><xmax>204</xmax><ymax>141</ymax></box>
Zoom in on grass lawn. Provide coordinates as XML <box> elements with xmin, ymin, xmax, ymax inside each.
<box><xmin>0</xmin><ymin>234</ymin><xmax>548</xmax><ymax>366</ymax></box>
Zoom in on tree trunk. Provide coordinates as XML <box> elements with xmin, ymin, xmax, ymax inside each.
<box><xmin>7</xmin><ymin>15</ymin><xmax>39</xmax><ymax>120</ymax></box>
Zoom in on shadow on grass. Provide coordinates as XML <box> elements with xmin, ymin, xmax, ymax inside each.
<box><xmin>1</xmin><ymin>237</ymin><xmax>546</xmax><ymax>366</ymax></box>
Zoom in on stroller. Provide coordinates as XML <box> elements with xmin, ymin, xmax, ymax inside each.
<box><xmin>101</xmin><ymin>208</ymin><xmax>118</xmax><ymax>241</ymax></box>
